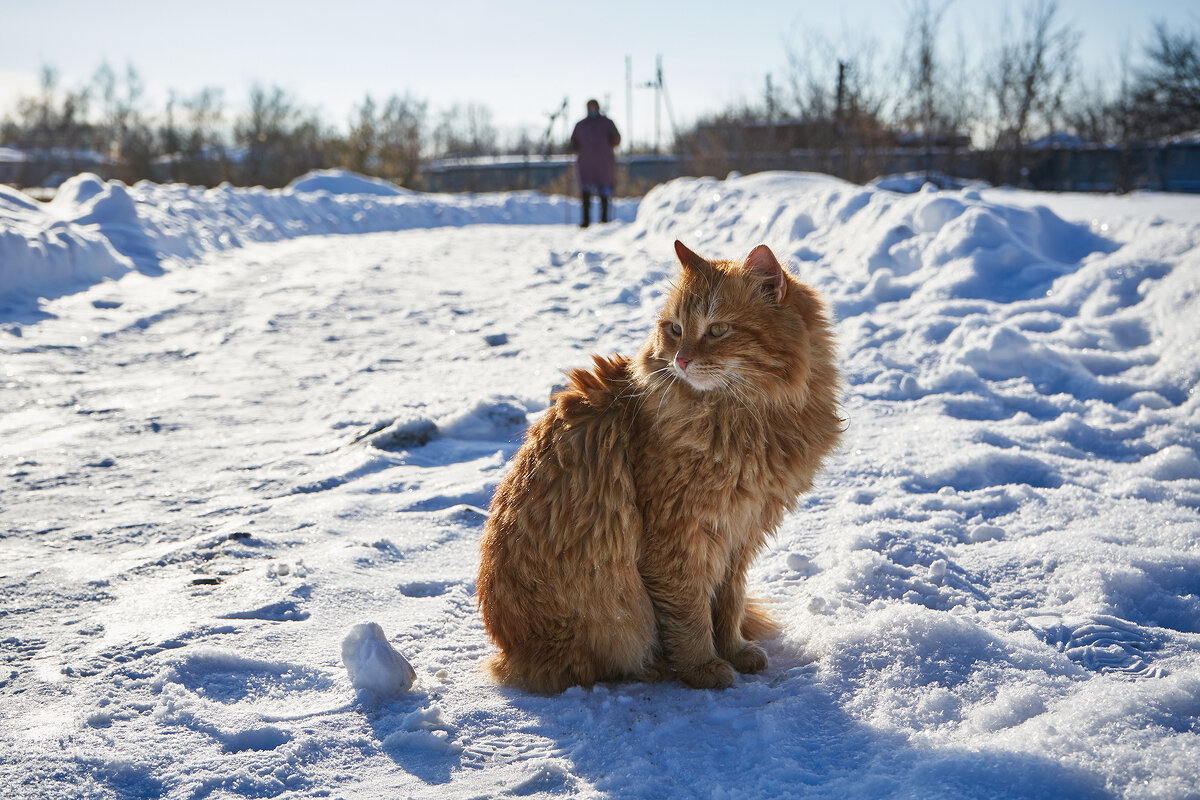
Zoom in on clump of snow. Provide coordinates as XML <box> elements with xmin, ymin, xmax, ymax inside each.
<box><xmin>341</xmin><ymin>622</ymin><xmax>417</xmax><ymax>700</ymax></box>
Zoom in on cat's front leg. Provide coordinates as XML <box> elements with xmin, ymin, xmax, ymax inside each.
<box><xmin>643</xmin><ymin>577</ymin><xmax>736</xmax><ymax>690</ymax></box>
<box><xmin>713</xmin><ymin>548</ymin><xmax>768</xmax><ymax>674</ymax></box>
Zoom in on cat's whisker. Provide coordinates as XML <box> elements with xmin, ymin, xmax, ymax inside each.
<box><xmin>626</xmin><ymin>364</ymin><xmax>676</xmax><ymax>428</ymax></box>
<box><xmin>721</xmin><ymin>373</ymin><xmax>772</xmax><ymax>424</ymax></box>
<box><xmin>728</xmin><ymin>369</ymin><xmax>769</xmax><ymax>396</ymax></box>
<box><xmin>723</xmin><ymin>364</ymin><xmax>778</xmax><ymax>378</ymax></box>
<box><xmin>721</xmin><ymin>376</ymin><xmax>766</xmax><ymax>421</ymax></box>
<box><xmin>652</xmin><ymin>370</ymin><xmax>681</xmax><ymax>423</ymax></box>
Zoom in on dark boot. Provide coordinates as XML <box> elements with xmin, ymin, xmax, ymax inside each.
<box><xmin>600</xmin><ymin>195</ymin><xmax>610</xmax><ymax>223</ymax></box>
<box><xmin>580</xmin><ymin>192</ymin><xmax>592</xmax><ymax>228</ymax></box>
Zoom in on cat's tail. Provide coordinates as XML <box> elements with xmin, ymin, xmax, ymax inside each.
<box><xmin>484</xmin><ymin>652</ymin><xmax>514</xmax><ymax>686</ymax></box>
<box><xmin>482</xmin><ymin>650</ymin><xmax>577</xmax><ymax>694</ymax></box>
<box><xmin>741</xmin><ymin>597</ymin><xmax>781</xmax><ymax>642</ymax></box>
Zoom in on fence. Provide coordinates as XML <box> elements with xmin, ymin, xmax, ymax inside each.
<box><xmin>6</xmin><ymin>142</ymin><xmax>1200</xmax><ymax>196</ymax></box>
<box><xmin>419</xmin><ymin>142</ymin><xmax>1200</xmax><ymax>195</ymax></box>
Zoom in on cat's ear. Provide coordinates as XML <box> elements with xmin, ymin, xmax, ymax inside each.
<box><xmin>745</xmin><ymin>244</ymin><xmax>787</xmax><ymax>303</ymax></box>
<box><xmin>674</xmin><ymin>240</ymin><xmax>714</xmax><ymax>276</ymax></box>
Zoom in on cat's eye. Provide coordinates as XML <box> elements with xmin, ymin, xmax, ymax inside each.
<box><xmin>708</xmin><ymin>322</ymin><xmax>730</xmax><ymax>337</ymax></box>
<box><xmin>668</xmin><ymin>322</ymin><xmax>682</xmax><ymax>336</ymax></box>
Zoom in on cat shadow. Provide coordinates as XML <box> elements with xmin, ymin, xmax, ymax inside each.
<box><xmin>486</xmin><ymin>638</ymin><xmax>1117</xmax><ymax>799</ymax></box>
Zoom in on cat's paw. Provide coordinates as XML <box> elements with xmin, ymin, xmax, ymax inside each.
<box><xmin>679</xmin><ymin>659</ymin><xmax>736</xmax><ymax>690</ymax></box>
<box><xmin>729</xmin><ymin>643</ymin><xmax>768</xmax><ymax>674</ymax></box>
<box><xmin>637</xmin><ymin>653</ymin><xmax>674</xmax><ymax>683</ymax></box>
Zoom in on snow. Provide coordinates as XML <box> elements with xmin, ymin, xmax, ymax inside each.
<box><xmin>2</xmin><ymin>168</ymin><xmax>1200</xmax><ymax>799</ymax></box>
<box><xmin>341</xmin><ymin>622</ymin><xmax>417</xmax><ymax>700</ymax></box>
<box><xmin>285</xmin><ymin>169</ymin><xmax>412</xmax><ymax>197</ymax></box>
<box><xmin>0</xmin><ymin>168</ymin><xmax>637</xmax><ymax>312</ymax></box>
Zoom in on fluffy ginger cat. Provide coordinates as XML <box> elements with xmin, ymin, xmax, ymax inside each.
<box><xmin>477</xmin><ymin>240</ymin><xmax>841</xmax><ymax>692</ymax></box>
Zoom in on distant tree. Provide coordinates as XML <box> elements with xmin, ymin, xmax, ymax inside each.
<box><xmin>345</xmin><ymin>95</ymin><xmax>379</xmax><ymax>175</ymax></box>
<box><xmin>11</xmin><ymin>65</ymin><xmax>95</xmax><ymax>184</ymax></box>
<box><xmin>160</xmin><ymin>91</ymin><xmax>183</xmax><ymax>160</ymax></box>
<box><xmin>502</xmin><ymin>127</ymin><xmax>540</xmax><ymax>157</ymax></box>
<box><xmin>787</xmin><ymin>30</ymin><xmax>890</xmax><ymax>125</ymax></box>
<box><xmin>235</xmin><ymin>84</ymin><xmax>332</xmax><ymax>187</ymax></box>
<box><xmin>93</xmin><ymin>62</ymin><xmax>138</xmax><ymax>151</ymax></box>
<box><xmin>897</xmin><ymin>0</ymin><xmax>959</xmax><ymax>163</ymax></box>
<box><xmin>237</xmin><ymin>84</ymin><xmax>294</xmax><ymax>186</ymax></box>
<box><xmin>1127</xmin><ymin>20</ymin><xmax>1200</xmax><ymax>139</ymax></box>
<box><xmin>944</xmin><ymin>27</ymin><xmax>978</xmax><ymax>147</ymax></box>
<box><xmin>155</xmin><ymin>87</ymin><xmax>232</xmax><ymax>186</ymax></box>
<box><xmin>342</xmin><ymin>93</ymin><xmax>426</xmax><ymax>186</ymax></box>
<box><xmin>982</xmin><ymin>0</ymin><xmax>1080</xmax><ymax>182</ymax></box>
<box><xmin>92</xmin><ymin>62</ymin><xmax>155</xmax><ymax>181</ymax></box>
<box><xmin>433</xmin><ymin>102</ymin><xmax>497</xmax><ymax>158</ymax></box>
<box><xmin>376</xmin><ymin>94</ymin><xmax>426</xmax><ymax>186</ymax></box>
<box><xmin>783</xmin><ymin>29</ymin><xmax>893</xmax><ymax>181</ymax></box>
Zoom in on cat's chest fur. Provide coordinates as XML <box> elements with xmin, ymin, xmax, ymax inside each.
<box><xmin>631</xmin><ymin>393</ymin><xmax>811</xmax><ymax>548</ymax></box>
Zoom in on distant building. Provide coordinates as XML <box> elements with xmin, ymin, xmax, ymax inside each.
<box><xmin>0</xmin><ymin>145</ymin><xmax>111</xmax><ymax>189</ymax></box>
<box><xmin>150</xmin><ymin>146</ymin><xmax>246</xmax><ymax>185</ymax></box>
<box><xmin>418</xmin><ymin>154</ymin><xmax>679</xmax><ymax>194</ymax></box>
<box><xmin>0</xmin><ymin>146</ymin><xmax>29</xmax><ymax>185</ymax></box>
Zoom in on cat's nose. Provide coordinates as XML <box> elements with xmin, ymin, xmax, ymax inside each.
<box><xmin>675</xmin><ymin>356</ymin><xmax>691</xmax><ymax>371</ymax></box>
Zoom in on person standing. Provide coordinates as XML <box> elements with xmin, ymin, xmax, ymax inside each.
<box><xmin>570</xmin><ymin>99</ymin><xmax>621</xmax><ymax>228</ymax></box>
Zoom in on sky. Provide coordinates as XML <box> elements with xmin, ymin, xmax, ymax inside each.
<box><xmin>1</xmin><ymin>0</ymin><xmax>1197</xmax><ymax>150</ymax></box>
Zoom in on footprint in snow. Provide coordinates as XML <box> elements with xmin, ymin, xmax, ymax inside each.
<box><xmin>1032</xmin><ymin>615</ymin><xmax>1165</xmax><ymax>678</ymax></box>
<box><xmin>220</xmin><ymin>600</ymin><xmax>310</xmax><ymax>622</ymax></box>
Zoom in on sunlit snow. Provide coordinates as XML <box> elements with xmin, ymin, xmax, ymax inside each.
<box><xmin>2</xmin><ymin>169</ymin><xmax>1199</xmax><ymax>799</ymax></box>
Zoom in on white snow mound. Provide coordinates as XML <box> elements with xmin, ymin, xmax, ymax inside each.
<box><xmin>341</xmin><ymin>622</ymin><xmax>417</xmax><ymax>699</ymax></box>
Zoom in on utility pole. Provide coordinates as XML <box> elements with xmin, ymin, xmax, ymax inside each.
<box><xmin>540</xmin><ymin>97</ymin><xmax>571</xmax><ymax>158</ymax></box>
<box><xmin>836</xmin><ymin>61</ymin><xmax>847</xmax><ymax>125</ymax></box>
<box><xmin>626</xmin><ymin>55</ymin><xmax>634</xmax><ymax>154</ymax></box>
<box><xmin>636</xmin><ymin>54</ymin><xmax>676</xmax><ymax>153</ymax></box>
<box><xmin>654</xmin><ymin>55</ymin><xmax>663</xmax><ymax>152</ymax></box>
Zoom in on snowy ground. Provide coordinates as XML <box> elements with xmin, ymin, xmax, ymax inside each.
<box><xmin>2</xmin><ymin>170</ymin><xmax>1200</xmax><ymax>799</ymax></box>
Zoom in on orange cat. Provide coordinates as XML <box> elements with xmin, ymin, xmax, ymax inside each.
<box><xmin>477</xmin><ymin>240</ymin><xmax>841</xmax><ymax>692</ymax></box>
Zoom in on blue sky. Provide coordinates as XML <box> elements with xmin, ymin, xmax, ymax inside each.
<box><xmin>1</xmin><ymin>0</ymin><xmax>1196</xmax><ymax>148</ymax></box>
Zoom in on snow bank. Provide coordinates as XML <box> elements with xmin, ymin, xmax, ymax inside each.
<box><xmin>286</xmin><ymin>169</ymin><xmax>412</xmax><ymax>197</ymax></box>
<box><xmin>0</xmin><ymin>169</ymin><xmax>633</xmax><ymax>310</ymax></box>
<box><xmin>627</xmin><ymin>171</ymin><xmax>1200</xmax><ymax>413</ymax></box>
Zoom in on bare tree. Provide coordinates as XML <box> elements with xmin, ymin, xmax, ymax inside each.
<box><xmin>342</xmin><ymin>93</ymin><xmax>426</xmax><ymax>186</ymax></box>
<box><xmin>165</xmin><ymin>87</ymin><xmax>231</xmax><ymax>185</ymax></box>
<box><xmin>983</xmin><ymin>0</ymin><xmax>1080</xmax><ymax>183</ymax></box>
<box><xmin>92</xmin><ymin>62</ymin><xmax>154</xmax><ymax>181</ymax></box>
<box><xmin>433</xmin><ymin>102</ymin><xmax>497</xmax><ymax>158</ymax></box>
<box><xmin>376</xmin><ymin>94</ymin><xmax>426</xmax><ymax>186</ymax></box>
<box><xmin>1128</xmin><ymin>20</ymin><xmax>1200</xmax><ymax>139</ymax></box>
<box><xmin>93</xmin><ymin>63</ymin><xmax>141</xmax><ymax>153</ymax></box>
<box><xmin>785</xmin><ymin>29</ymin><xmax>877</xmax><ymax>120</ymax></box>
<box><xmin>235</xmin><ymin>84</ymin><xmax>331</xmax><ymax>187</ymax></box>
<box><xmin>182</xmin><ymin>89</ymin><xmax>226</xmax><ymax>152</ymax></box>
<box><xmin>345</xmin><ymin>95</ymin><xmax>379</xmax><ymax>175</ymax></box>
<box><xmin>12</xmin><ymin>65</ymin><xmax>95</xmax><ymax>184</ymax></box>
<box><xmin>898</xmin><ymin>0</ymin><xmax>956</xmax><ymax>169</ymax></box>
<box><xmin>783</xmin><ymin>28</ymin><xmax>893</xmax><ymax>181</ymax></box>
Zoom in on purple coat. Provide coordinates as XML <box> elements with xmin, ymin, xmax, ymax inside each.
<box><xmin>570</xmin><ymin>114</ymin><xmax>621</xmax><ymax>188</ymax></box>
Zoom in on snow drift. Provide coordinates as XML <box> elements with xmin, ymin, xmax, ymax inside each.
<box><xmin>0</xmin><ymin>169</ymin><xmax>635</xmax><ymax>309</ymax></box>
